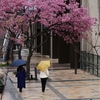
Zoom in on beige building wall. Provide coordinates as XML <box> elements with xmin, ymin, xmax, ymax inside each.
<box><xmin>81</xmin><ymin>0</ymin><xmax>100</xmax><ymax>55</ymax></box>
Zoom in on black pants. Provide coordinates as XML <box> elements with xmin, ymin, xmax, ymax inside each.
<box><xmin>41</xmin><ymin>78</ymin><xmax>48</xmax><ymax>92</ymax></box>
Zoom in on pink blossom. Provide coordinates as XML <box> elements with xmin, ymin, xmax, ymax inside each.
<box><xmin>0</xmin><ymin>0</ymin><xmax>97</xmax><ymax>44</ymax></box>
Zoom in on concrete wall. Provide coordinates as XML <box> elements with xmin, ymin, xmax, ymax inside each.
<box><xmin>81</xmin><ymin>0</ymin><xmax>100</xmax><ymax>55</ymax></box>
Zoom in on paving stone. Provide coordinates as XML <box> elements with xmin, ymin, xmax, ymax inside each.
<box><xmin>2</xmin><ymin>51</ymin><xmax>100</xmax><ymax>100</ymax></box>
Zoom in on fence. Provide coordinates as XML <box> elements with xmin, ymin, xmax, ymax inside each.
<box><xmin>80</xmin><ymin>51</ymin><xmax>100</xmax><ymax>77</ymax></box>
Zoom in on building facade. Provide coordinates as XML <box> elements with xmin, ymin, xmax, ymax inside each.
<box><xmin>81</xmin><ymin>0</ymin><xmax>100</xmax><ymax>76</ymax></box>
<box><xmin>36</xmin><ymin>0</ymin><xmax>81</xmax><ymax>70</ymax></box>
<box><xmin>3</xmin><ymin>0</ymin><xmax>99</xmax><ymax>75</ymax></box>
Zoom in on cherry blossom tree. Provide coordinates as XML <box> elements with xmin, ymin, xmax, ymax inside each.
<box><xmin>0</xmin><ymin>0</ymin><xmax>29</xmax><ymax>61</ymax></box>
<box><xmin>0</xmin><ymin>0</ymin><xmax>97</xmax><ymax>79</ymax></box>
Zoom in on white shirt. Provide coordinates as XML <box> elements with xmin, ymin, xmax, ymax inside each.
<box><xmin>40</xmin><ymin>68</ymin><xmax>49</xmax><ymax>78</ymax></box>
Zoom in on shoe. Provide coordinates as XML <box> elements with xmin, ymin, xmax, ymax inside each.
<box><xmin>19</xmin><ymin>88</ymin><xmax>22</xmax><ymax>92</ymax></box>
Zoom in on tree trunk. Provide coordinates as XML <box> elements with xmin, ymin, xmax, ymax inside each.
<box><xmin>75</xmin><ymin>50</ymin><xmax>77</xmax><ymax>74</ymax></box>
<box><xmin>26</xmin><ymin>56</ymin><xmax>31</xmax><ymax>79</ymax></box>
<box><xmin>26</xmin><ymin>20</ymin><xmax>33</xmax><ymax>79</ymax></box>
<box><xmin>9</xmin><ymin>40</ymin><xmax>14</xmax><ymax>61</ymax></box>
<box><xmin>18</xmin><ymin>45</ymin><xmax>22</xmax><ymax>59</ymax></box>
<box><xmin>26</xmin><ymin>48</ymin><xmax>32</xmax><ymax>79</ymax></box>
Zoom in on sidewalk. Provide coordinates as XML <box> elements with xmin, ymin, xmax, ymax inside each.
<box><xmin>1</xmin><ymin>49</ymin><xmax>100</xmax><ymax>100</ymax></box>
<box><xmin>7</xmin><ymin>68</ymin><xmax>100</xmax><ymax>100</ymax></box>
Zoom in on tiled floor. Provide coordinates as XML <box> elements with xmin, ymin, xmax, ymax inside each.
<box><xmin>1</xmin><ymin>50</ymin><xmax>100</xmax><ymax>100</ymax></box>
<box><xmin>7</xmin><ymin>68</ymin><xmax>100</xmax><ymax>100</ymax></box>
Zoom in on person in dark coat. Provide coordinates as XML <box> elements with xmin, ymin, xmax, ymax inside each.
<box><xmin>16</xmin><ymin>65</ymin><xmax>26</xmax><ymax>92</ymax></box>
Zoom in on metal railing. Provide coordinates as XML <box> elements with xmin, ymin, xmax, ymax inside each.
<box><xmin>80</xmin><ymin>51</ymin><xmax>100</xmax><ymax>77</ymax></box>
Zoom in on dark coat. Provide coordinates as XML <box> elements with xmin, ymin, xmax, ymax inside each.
<box><xmin>16</xmin><ymin>66</ymin><xmax>26</xmax><ymax>88</ymax></box>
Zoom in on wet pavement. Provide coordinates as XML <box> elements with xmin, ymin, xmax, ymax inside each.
<box><xmin>1</xmin><ymin>49</ymin><xmax>100</xmax><ymax>100</ymax></box>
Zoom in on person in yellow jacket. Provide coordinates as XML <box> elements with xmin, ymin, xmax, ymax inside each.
<box><xmin>39</xmin><ymin>68</ymin><xmax>49</xmax><ymax>93</ymax></box>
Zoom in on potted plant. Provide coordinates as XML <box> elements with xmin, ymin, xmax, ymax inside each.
<box><xmin>0</xmin><ymin>69</ymin><xmax>5</xmax><ymax>93</ymax></box>
<box><xmin>0</xmin><ymin>79</ymin><xmax>4</xmax><ymax>93</ymax></box>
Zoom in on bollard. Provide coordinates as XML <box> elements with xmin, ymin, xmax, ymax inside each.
<box><xmin>34</xmin><ymin>67</ymin><xmax>37</xmax><ymax>80</ymax></box>
<box><xmin>31</xmin><ymin>75</ymin><xmax>33</xmax><ymax>79</ymax></box>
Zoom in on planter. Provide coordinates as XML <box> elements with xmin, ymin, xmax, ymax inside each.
<box><xmin>0</xmin><ymin>85</ymin><xmax>4</xmax><ymax>93</ymax></box>
<box><xmin>0</xmin><ymin>79</ymin><xmax>4</xmax><ymax>93</ymax></box>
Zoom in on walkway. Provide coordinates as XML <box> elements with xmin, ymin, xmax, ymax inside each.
<box><xmin>1</xmin><ymin>50</ymin><xmax>100</xmax><ymax>100</ymax></box>
<box><xmin>3</xmin><ymin>66</ymin><xmax>100</xmax><ymax>100</ymax></box>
